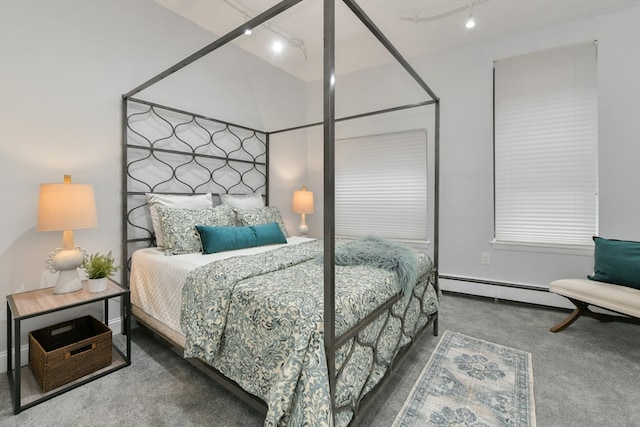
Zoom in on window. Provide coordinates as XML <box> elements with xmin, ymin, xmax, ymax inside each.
<box><xmin>335</xmin><ymin>129</ymin><xmax>428</xmax><ymax>245</ymax></box>
<box><xmin>494</xmin><ymin>41</ymin><xmax>598</xmax><ymax>248</ymax></box>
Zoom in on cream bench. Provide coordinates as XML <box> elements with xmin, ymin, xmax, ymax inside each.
<box><xmin>549</xmin><ymin>278</ymin><xmax>640</xmax><ymax>332</ymax></box>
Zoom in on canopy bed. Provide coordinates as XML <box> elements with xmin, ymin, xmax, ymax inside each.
<box><xmin>121</xmin><ymin>1</ymin><xmax>440</xmax><ymax>425</ymax></box>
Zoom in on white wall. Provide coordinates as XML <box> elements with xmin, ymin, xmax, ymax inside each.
<box><xmin>0</xmin><ymin>0</ymin><xmax>307</xmax><ymax>370</ymax></box>
<box><xmin>301</xmin><ymin>5</ymin><xmax>640</xmax><ymax>305</ymax></box>
<box><xmin>269</xmin><ymin>128</ymin><xmax>311</xmax><ymax>235</ymax></box>
<box><xmin>1</xmin><ymin>1</ymin><xmax>194</xmax><ymax>365</ymax></box>
<box><xmin>431</xmin><ymin>5</ymin><xmax>640</xmax><ymax>301</ymax></box>
<box><xmin>2</xmin><ymin>0</ymin><xmax>637</xmax><ymax>371</ymax></box>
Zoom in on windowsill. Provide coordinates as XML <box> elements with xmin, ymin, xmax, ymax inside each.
<box><xmin>491</xmin><ymin>239</ymin><xmax>594</xmax><ymax>256</ymax></box>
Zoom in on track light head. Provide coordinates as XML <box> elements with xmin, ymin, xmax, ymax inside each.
<box><xmin>466</xmin><ymin>12</ymin><xmax>476</xmax><ymax>29</ymax></box>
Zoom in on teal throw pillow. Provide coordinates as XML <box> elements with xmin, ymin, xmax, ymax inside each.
<box><xmin>587</xmin><ymin>236</ymin><xmax>640</xmax><ymax>289</ymax></box>
<box><xmin>253</xmin><ymin>222</ymin><xmax>288</xmax><ymax>246</ymax></box>
<box><xmin>196</xmin><ymin>222</ymin><xmax>286</xmax><ymax>254</ymax></box>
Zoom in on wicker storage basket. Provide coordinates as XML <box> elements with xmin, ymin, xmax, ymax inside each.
<box><xmin>29</xmin><ymin>316</ymin><xmax>112</xmax><ymax>392</ymax></box>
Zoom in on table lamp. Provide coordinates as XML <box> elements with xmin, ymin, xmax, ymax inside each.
<box><xmin>292</xmin><ymin>186</ymin><xmax>314</xmax><ymax>236</ymax></box>
<box><xmin>37</xmin><ymin>175</ymin><xmax>98</xmax><ymax>294</ymax></box>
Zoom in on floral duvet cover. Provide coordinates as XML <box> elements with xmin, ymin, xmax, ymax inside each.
<box><xmin>181</xmin><ymin>239</ymin><xmax>439</xmax><ymax>426</ymax></box>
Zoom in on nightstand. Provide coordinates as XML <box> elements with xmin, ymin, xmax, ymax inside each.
<box><xmin>6</xmin><ymin>279</ymin><xmax>131</xmax><ymax>414</ymax></box>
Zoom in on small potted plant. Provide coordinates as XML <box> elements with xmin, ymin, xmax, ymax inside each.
<box><xmin>82</xmin><ymin>251</ymin><xmax>120</xmax><ymax>293</ymax></box>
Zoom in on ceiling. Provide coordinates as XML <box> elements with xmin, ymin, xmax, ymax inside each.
<box><xmin>156</xmin><ymin>0</ymin><xmax>639</xmax><ymax>82</ymax></box>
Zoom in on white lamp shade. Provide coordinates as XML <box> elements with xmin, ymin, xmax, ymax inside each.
<box><xmin>37</xmin><ymin>182</ymin><xmax>98</xmax><ymax>231</ymax></box>
<box><xmin>292</xmin><ymin>188</ymin><xmax>314</xmax><ymax>214</ymax></box>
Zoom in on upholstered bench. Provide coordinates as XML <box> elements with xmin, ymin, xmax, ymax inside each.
<box><xmin>549</xmin><ymin>236</ymin><xmax>640</xmax><ymax>333</ymax></box>
<box><xmin>549</xmin><ymin>279</ymin><xmax>640</xmax><ymax>332</ymax></box>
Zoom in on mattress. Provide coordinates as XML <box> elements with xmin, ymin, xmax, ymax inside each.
<box><xmin>130</xmin><ymin>236</ymin><xmax>315</xmax><ymax>344</ymax></box>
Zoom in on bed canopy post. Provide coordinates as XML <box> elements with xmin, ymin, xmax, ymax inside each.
<box><xmin>323</xmin><ymin>0</ymin><xmax>337</xmax><ymax>420</ymax></box>
<box><xmin>120</xmin><ymin>97</ymin><xmax>129</xmax><ymax>288</ymax></box>
<box><xmin>434</xmin><ymin>101</ymin><xmax>440</xmax><ymax>283</ymax></box>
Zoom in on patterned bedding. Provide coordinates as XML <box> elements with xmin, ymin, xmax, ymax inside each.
<box><xmin>181</xmin><ymin>238</ymin><xmax>439</xmax><ymax>426</ymax></box>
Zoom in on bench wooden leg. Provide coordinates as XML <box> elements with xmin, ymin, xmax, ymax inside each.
<box><xmin>551</xmin><ymin>298</ymin><xmax>623</xmax><ymax>332</ymax></box>
<box><xmin>550</xmin><ymin>307</ymin><xmax>584</xmax><ymax>333</ymax></box>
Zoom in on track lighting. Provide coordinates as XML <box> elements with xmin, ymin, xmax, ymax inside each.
<box><xmin>243</xmin><ymin>11</ymin><xmax>252</xmax><ymax>35</ymax></box>
<box><xmin>465</xmin><ymin>1</ymin><xmax>476</xmax><ymax>29</ymax></box>
<box><xmin>226</xmin><ymin>0</ymin><xmax>306</xmax><ymax>58</ymax></box>
<box><xmin>400</xmin><ymin>0</ymin><xmax>488</xmax><ymax>30</ymax></box>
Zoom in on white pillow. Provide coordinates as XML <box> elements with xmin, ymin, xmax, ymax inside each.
<box><xmin>146</xmin><ymin>193</ymin><xmax>213</xmax><ymax>248</ymax></box>
<box><xmin>220</xmin><ymin>193</ymin><xmax>265</xmax><ymax>209</ymax></box>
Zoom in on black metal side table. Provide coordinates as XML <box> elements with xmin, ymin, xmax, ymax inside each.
<box><xmin>6</xmin><ymin>279</ymin><xmax>131</xmax><ymax>414</ymax></box>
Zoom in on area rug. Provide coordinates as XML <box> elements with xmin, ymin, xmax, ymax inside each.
<box><xmin>393</xmin><ymin>330</ymin><xmax>536</xmax><ymax>426</ymax></box>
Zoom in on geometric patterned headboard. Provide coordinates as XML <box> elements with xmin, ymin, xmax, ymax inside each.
<box><xmin>121</xmin><ymin>97</ymin><xmax>268</xmax><ymax>285</ymax></box>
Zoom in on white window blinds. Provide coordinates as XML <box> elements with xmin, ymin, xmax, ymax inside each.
<box><xmin>335</xmin><ymin>130</ymin><xmax>428</xmax><ymax>242</ymax></box>
<box><xmin>494</xmin><ymin>41</ymin><xmax>598</xmax><ymax>247</ymax></box>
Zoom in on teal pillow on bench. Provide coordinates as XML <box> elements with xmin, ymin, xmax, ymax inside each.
<box><xmin>587</xmin><ymin>236</ymin><xmax>640</xmax><ymax>289</ymax></box>
<box><xmin>195</xmin><ymin>222</ymin><xmax>286</xmax><ymax>254</ymax></box>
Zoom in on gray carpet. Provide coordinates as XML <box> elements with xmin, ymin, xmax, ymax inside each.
<box><xmin>1</xmin><ymin>292</ymin><xmax>638</xmax><ymax>426</ymax></box>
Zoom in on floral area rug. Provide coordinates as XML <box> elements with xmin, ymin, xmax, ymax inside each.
<box><xmin>393</xmin><ymin>330</ymin><xmax>536</xmax><ymax>426</ymax></box>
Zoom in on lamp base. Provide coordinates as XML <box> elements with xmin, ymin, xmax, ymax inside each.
<box><xmin>54</xmin><ymin>269</ymin><xmax>84</xmax><ymax>294</ymax></box>
<box><xmin>48</xmin><ymin>248</ymin><xmax>85</xmax><ymax>294</ymax></box>
<box><xmin>297</xmin><ymin>222</ymin><xmax>309</xmax><ymax>237</ymax></box>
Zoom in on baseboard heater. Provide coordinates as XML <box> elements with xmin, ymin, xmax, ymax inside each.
<box><xmin>438</xmin><ymin>275</ymin><xmax>548</xmax><ymax>292</ymax></box>
<box><xmin>438</xmin><ymin>275</ymin><xmax>619</xmax><ymax>314</ymax></box>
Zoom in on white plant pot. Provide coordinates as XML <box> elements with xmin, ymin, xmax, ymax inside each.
<box><xmin>88</xmin><ymin>277</ymin><xmax>108</xmax><ymax>293</ymax></box>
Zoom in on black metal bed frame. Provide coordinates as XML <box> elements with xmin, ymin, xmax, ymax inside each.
<box><xmin>122</xmin><ymin>0</ymin><xmax>440</xmax><ymax>424</ymax></box>
<box><xmin>122</xmin><ymin>97</ymin><xmax>269</xmax><ymax>270</ymax></box>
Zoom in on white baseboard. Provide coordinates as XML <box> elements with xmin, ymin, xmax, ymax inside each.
<box><xmin>0</xmin><ymin>316</ymin><xmax>123</xmax><ymax>374</ymax></box>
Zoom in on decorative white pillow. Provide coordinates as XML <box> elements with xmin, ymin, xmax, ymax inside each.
<box><xmin>220</xmin><ymin>193</ymin><xmax>265</xmax><ymax>210</ymax></box>
<box><xmin>146</xmin><ymin>193</ymin><xmax>213</xmax><ymax>248</ymax></box>
<box><xmin>156</xmin><ymin>204</ymin><xmax>236</xmax><ymax>255</ymax></box>
<box><xmin>235</xmin><ymin>206</ymin><xmax>290</xmax><ymax>238</ymax></box>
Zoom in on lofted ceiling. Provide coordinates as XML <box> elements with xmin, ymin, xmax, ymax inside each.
<box><xmin>155</xmin><ymin>0</ymin><xmax>640</xmax><ymax>82</ymax></box>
